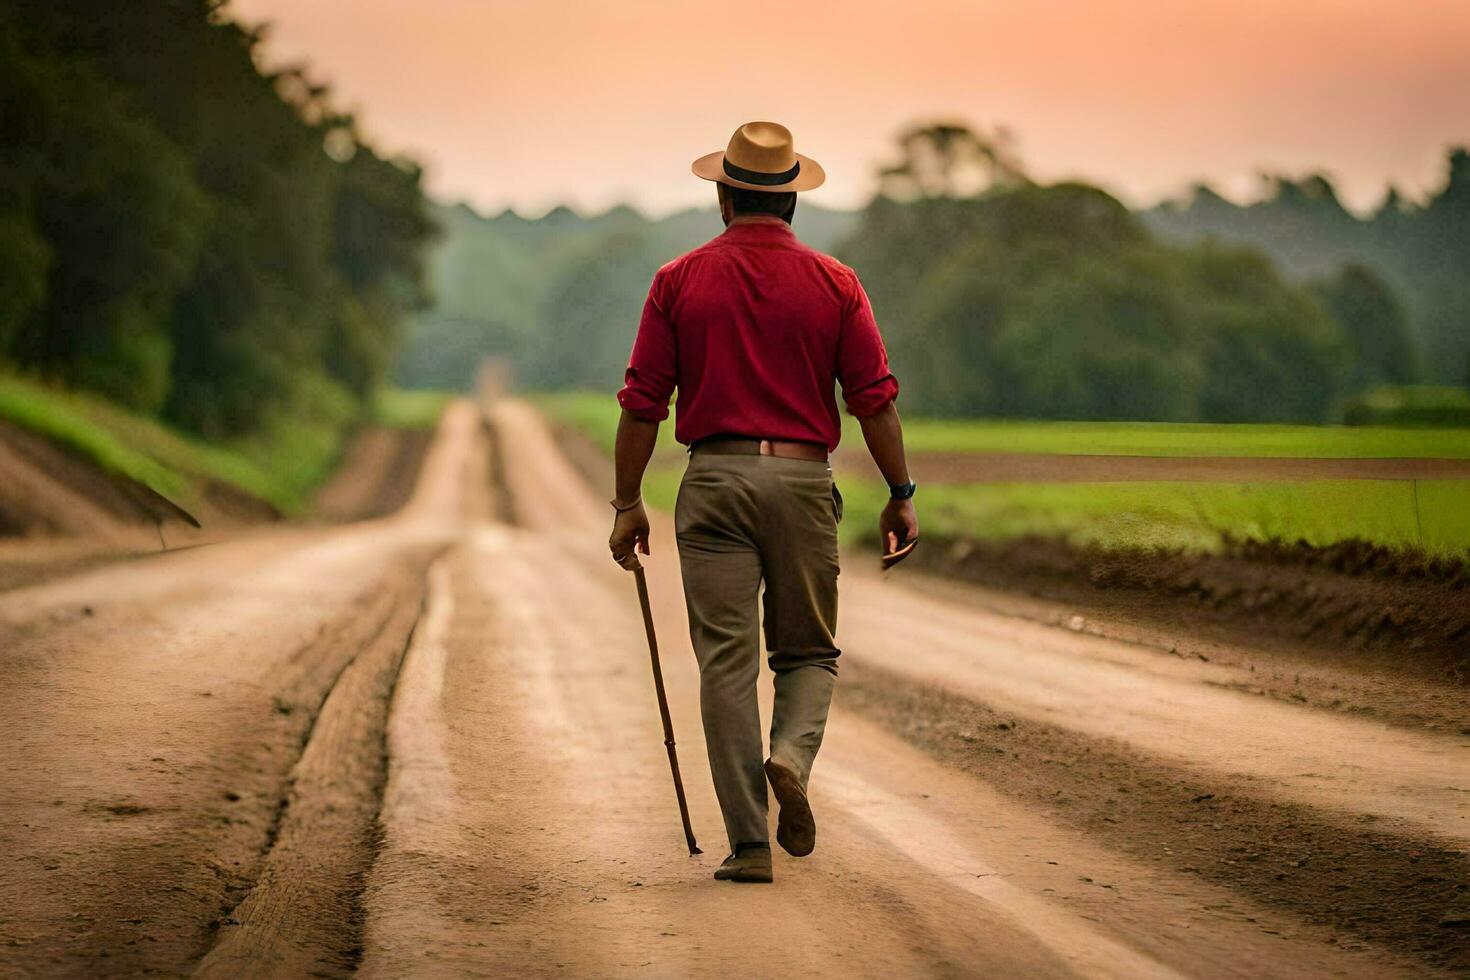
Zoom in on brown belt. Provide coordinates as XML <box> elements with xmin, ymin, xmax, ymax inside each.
<box><xmin>691</xmin><ymin>438</ymin><xmax>828</xmax><ymax>462</ymax></box>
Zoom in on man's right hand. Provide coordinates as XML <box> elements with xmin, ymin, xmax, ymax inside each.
<box><xmin>879</xmin><ymin>498</ymin><xmax>918</xmax><ymax>556</ymax></box>
<box><xmin>609</xmin><ymin>500</ymin><xmax>651</xmax><ymax>564</ymax></box>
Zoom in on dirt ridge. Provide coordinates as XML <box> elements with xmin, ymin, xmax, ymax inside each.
<box><xmin>481</xmin><ymin>413</ymin><xmax>519</xmax><ymax>526</ymax></box>
<box><xmin>856</xmin><ymin>449</ymin><xmax>1470</xmax><ymax>484</ymax></box>
<box><xmin>0</xmin><ymin>420</ymin><xmax>208</xmax><ymax>539</ymax></box>
<box><xmin>314</xmin><ymin>426</ymin><xmax>436</xmax><ymax>524</ymax></box>
<box><xmin>840</xmin><ymin>658</ymin><xmax>1470</xmax><ymax>973</ymax></box>
<box><xmin>913</xmin><ymin>534</ymin><xmax>1470</xmax><ymax>684</ymax></box>
<box><xmin>194</xmin><ymin>565</ymin><xmax>430</xmax><ymax>977</ymax></box>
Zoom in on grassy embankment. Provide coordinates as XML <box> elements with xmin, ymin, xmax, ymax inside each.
<box><xmin>535</xmin><ymin>390</ymin><xmax>1470</xmax><ymax>557</ymax></box>
<box><xmin>0</xmin><ymin>372</ymin><xmax>452</xmax><ymax>517</ymax></box>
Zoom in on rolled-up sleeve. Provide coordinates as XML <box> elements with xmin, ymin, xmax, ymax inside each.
<box><xmin>616</xmin><ymin>274</ymin><xmax>676</xmax><ymax>422</ymax></box>
<box><xmin>836</xmin><ymin>273</ymin><xmax>899</xmax><ymax>417</ymax></box>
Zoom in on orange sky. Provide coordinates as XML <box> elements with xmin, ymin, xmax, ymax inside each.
<box><xmin>230</xmin><ymin>0</ymin><xmax>1470</xmax><ymax>216</ymax></box>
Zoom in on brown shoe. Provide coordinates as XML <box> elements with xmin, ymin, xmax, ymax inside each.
<box><xmin>765</xmin><ymin>759</ymin><xmax>816</xmax><ymax>857</ymax></box>
<box><xmin>713</xmin><ymin>843</ymin><xmax>773</xmax><ymax>883</ymax></box>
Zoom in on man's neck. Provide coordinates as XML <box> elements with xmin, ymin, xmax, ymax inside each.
<box><xmin>726</xmin><ymin>214</ymin><xmax>790</xmax><ymax>228</ymax></box>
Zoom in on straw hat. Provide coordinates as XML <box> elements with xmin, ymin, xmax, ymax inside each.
<box><xmin>691</xmin><ymin>121</ymin><xmax>826</xmax><ymax>193</ymax></box>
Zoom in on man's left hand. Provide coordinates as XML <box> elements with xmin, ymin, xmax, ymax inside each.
<box><xmin>609</xmin><ymin>501</ymin><xmax>651</xmax><ymax>564</ymax></box>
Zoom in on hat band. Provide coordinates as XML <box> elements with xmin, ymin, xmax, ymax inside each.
<box><xmin>723</xmin><ymin>156</ymin><xmax>801</xmax><ymax>186</ymax></box>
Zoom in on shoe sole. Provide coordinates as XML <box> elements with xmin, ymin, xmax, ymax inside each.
<box><xmin>765</xmin><ymin>759</ymin><xmax>815</xmax><ymax>857</ymax></box>
<box><xmin>713</xmin><ymin>870</ymin><xmax>774</xmax><ymax>883</ymax></box>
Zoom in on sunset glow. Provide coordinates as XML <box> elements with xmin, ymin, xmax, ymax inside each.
<box><xmin>229</xmin><ymin>0</ymin><xmax>1470</xmax><ymax>216</ymax></box>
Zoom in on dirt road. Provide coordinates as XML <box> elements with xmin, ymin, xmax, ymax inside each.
<box><xmin>2</xmin><ymin>399</ymin><xmax>1464</xmax><ymax>977</ymax></box>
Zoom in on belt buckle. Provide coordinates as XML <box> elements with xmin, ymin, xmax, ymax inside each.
<box><xmin>759</xmin><ymin>439</ymin><xmax>774</xmax><ymax>456</ymax></box>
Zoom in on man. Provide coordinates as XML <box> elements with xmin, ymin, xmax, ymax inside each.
<box><xmin>608</xmin><ymin>121</ymin><xmax>918</xmax><ymax>884</ymax></box>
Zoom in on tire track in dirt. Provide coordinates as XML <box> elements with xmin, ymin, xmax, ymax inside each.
<box><xmin>192</xmin><ymin>562</ymin><xmax>432</xmax><ymax>978</ymax></box>
<box><xmin>314</xmin><ymin>427</ymin><xmax>437</xmax><ymax>524</ymax></box>
<box><xmin>881</xmin><ymin>565</ymin><xmax>1468</xmax><ymax>737</ymax></box>
<box><xmin>480</xmin><ymin>410</ymin><xmax>519</xmax><ymax>527</ymax></box>
<box><xmin>360</xmin><ymin>527</ymin><xmax>1101</xmax><ymax>977</ymax></box>
<box><xmin>0</xmin><ymin>404</ymin><xmax>478</xmax><ymax>977</ymax></box>
<box><xmin>837</xmin><ymin>577</ymin><xmax>1468</xmax><ymax>846</ymax></box>
<box><xmin>818</xmin><ymin>763</ymin><xmax>1185</xmax><ymax>980</ymax></box>
<box><xmin>357</xmin><ymin>555</ymin><xmax>468</xmax><ymax>973</ymax></box>
<box><xmin>390</xmin><ymin>398</ymin><xmax>1424</xmax><ymax>977</ymax></box>
<box><xmin>840</xmin><ymin>659</ymin><xmax>1470</xmax><ymax>972</ymax></box>
<box><xmin>0</xmin><ymin>550</ymin><xmax>434</xmax><ymax>976</ymax></box>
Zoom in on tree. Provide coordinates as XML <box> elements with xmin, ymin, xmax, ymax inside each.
<box><xmin>877</xmin><ymin>121</ymin><xmax>1027</xmax><ymax>201</ymax></box>
<box><xmin>991</xmin><ymin>249</ymin><xmax>1201</xmax><ymax>421</ymax></box>
<box><xmin>0</xmin><ymin>0</ymin><xmax>435</xmax><ymax>438</ymax></box>
<box><xmin>1189</xmin><ymin>246</ymin><xmax>1349</xmax><ymax>423</ymax></box>
<box><xmin>527</xmin><ymin>231</ymin><xmax>668</xmax><ymax>390</ymax></box>
<box><xmin>0</xmin><ymin>21</ymin><xmax>55</xmax><ymax>349</ymax></box>
<box><xmin>1310</xmin><ymin>263</ymin><xmax>1418</xmax><ymax>392</ymax></box>
<box><xmin>840</xmin><ymin>161</ymin><xmax>1351</xmax><ymax>422</ymax></box>
<box><xmin>0</xmin><ymin>11</ymin><xmax>210</xmax><ymax>411</ymax></box>
<box><xmin>1144</xmin><ymin>147</ymin><xmax>1470</xmax><ymax>385</ymax></box>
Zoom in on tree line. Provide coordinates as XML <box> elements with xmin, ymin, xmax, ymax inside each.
<box><xmin>849</xmin><ymin>187</ymin><xmax>1336</xmax><ymax>421</ymax></box>
<box><xmin>397</xmin><ymin>201</ymin><xmax>857</xmax><ymax>393</ymax></box>
<box><xmin>0</xmin><ymin>0</ymin><xmax>433</xmax><ymax>440</ymax></box>
<box><xmin>1145</xmin><ymin>152</ymin><xmax>1470</xmax><ymax>388</ymax></box>
<box><xmin>404</xmin><ymin>124</ymin><xmax>1443</xmax><ymax>425</ymax></box>
<box><xmin>844</xmin><ymin>123</ymin><xmax>1439</xmax><ymax>422</ymax></box>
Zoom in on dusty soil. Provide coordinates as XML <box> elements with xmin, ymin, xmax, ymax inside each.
<box><xmin>840</xmin><ymin>659</ymin><xmax>1470</xmax><ymax>972</ymax></box>
<box><xmin>0</xmin><ymin>539</ymin><xmax>140</xmax><ymax>594</ymax></box>
<box><xmin>0</xmin><ymin>544</ymin><xmax>437</xmax><ymax>975</ymax></box>
<box><xmin>877</xmin><ymin>565</ymin><xmax>1470</xmax><ymax>742</ymax></box>
<box><xmin>841</xmin><ymin>449</ymin><xmax>1470</xmax><ymax>484</ymax></box>
<box><xmin>2</xmin><ymin>400</ymin><xmax>1465</xmax><ymax>978</ymax></box>
<box><xmin>911</xmin><ymin>534</ymin><xmax>1470</xmax><ymax>687</ymax></box>
<box><xmin>0</xmin><ymin>407</ymin><xmax>474</xmax><ymax>977</ymax></box>
<box><xmin>195</xmin><ymin>570</ymin><xmax>428</xmax><ymax>978</ymax></box>
<box><xmin>315</xmin><ymin>425</ymin><xmax>436</xmax><ymax>523</ymax></box>
<box><xmin>198</xmin><ymin>478</ymin><xmax>281</xmax><ymax>526</ymax></box>
<box><xmin>0</xmin><ymin>420</ymin><xmax>213</xmax><ymax>540</ymax></box>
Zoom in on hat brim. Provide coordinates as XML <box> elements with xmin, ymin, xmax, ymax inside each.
<box><xmin>691</xmin><ymin>150</ymin><xmax>826</xmax><ymax>192</ymax></box>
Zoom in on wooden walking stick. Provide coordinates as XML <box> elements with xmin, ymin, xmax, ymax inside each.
<box><xmin>618</xmin><ymin>552</ymin><xmax>702</xmax><ymax>855</ymax></box>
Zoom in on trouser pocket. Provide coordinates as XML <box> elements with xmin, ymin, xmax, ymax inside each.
<box><xmin>831</xmin><ymin>483</ymin><xmax>844</xmax><ymax>524</ymax></box>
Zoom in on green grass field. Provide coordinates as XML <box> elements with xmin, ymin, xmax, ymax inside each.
<box><xmin>536</xmin><ymin>390</ymin><xmax>1470</xmax><ymax>556</ymax></box>
<box><xmin>898</xmin><ymin>418</ymin><xmax>1470</xmax><ymax>459</ymax></box>
<box><xmin>372</xmin><ymin>388</ymin><xmax>456</xmax><ymax>430</ymax></box>
<box><xmin>0</xmin><ymin>373</ymin><xmax>453</xmax><ymax>516</ymax></box>
<box><xmin>530</xmin><ymin>390</ymin><xmax>682</xmax><ymax>455</ymax></box>
<box><xmin>534</xmin><ymin>390</ymin><xmax>1470</xmax><ymax>459</ymax></box>
<box><xmin>833</xmin><ymin>478</ymin><xmax>1470</xmax><ymax>555</ymax></box>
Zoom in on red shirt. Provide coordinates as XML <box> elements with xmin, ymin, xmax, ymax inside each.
<box><xmin>617</xmin><ymin>215</ymin><xmax>899</xmax><ymax>450</ymax></box>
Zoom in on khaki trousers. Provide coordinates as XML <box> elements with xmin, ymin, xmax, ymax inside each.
<box><xmin>675</xmin><ymin>451</ymin><xmax>843</xmax><ymax>850</ymax></box>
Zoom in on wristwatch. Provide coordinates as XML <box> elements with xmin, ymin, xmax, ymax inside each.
<box><xmin>888</xmin><ymin>480</ymin><xmax>917</xmax><ymax>501</ymax></box>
